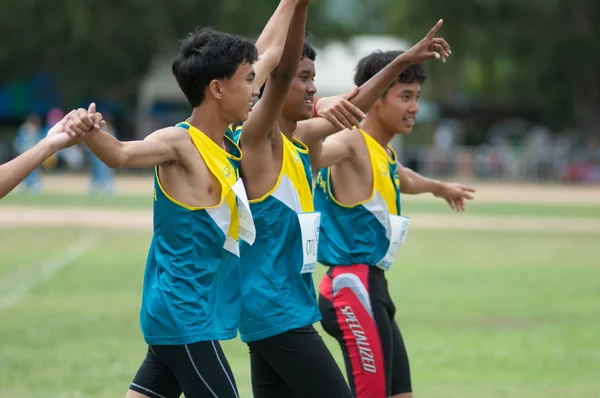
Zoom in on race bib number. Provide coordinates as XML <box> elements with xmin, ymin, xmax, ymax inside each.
<box><xmin>298</xmin><ymin>212</ymin><xmax>321</xmax><ymax>274</ymax></box>
<box><xmin>376</xmin><ymin>215</ymin><xmax>410</xmax><ymax>271</ymax></box>
<box><xmin>231</xmin><ymin>179</ymin><xmax>256</xmax><ymax>245</ymax></box>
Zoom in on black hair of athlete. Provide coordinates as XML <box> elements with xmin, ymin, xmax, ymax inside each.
<box><xmin>354</xmin><ymin>50</ymin><xmax>427</xmax><ymax>95</ymax></box>
<box><xmin>173</xmin><ymin>27</ymin><xmax>259</xmax><ymax>107</ymax></box>
<box><xmin>258</xmin><ymin>37</ymin><xmax>317</xmax><ymax>99</ymax></box>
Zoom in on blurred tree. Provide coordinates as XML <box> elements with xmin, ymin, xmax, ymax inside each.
<box><xmin>383</xmin><ymin>0</ymin><xmax>600</xmax><ymax>137</ymax></box>
<box><xmin>0</xmin><ymin>0</ymin><xmax>354</xmax><ymax>108</ymax></box>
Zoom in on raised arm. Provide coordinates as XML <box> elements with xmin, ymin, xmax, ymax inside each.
<box><xmin>295</xmin><ymin>19</ymin><xmax>451</xmax><ymax>145</ymax></box>
<box><xmin>252</xmin><ymin>0</ymin><xmax>298</xmax><ymax>89</ymax></box>
<box><xmin>240</xmin><ymin>0</ymin><xmax>310</xmax><ymax>147</ymax></box>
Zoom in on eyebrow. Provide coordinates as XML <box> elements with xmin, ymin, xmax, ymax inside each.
<box><xmin>298</xmin><ymin>69</ymin><xmax>314</xmax><ymax>75</ymax></box>
<box><xmin>400</xmin><ymin>89</ymin><xmax>421</xmax><ymax>95</ymax></box>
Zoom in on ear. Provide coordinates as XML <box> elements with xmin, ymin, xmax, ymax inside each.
<box><xmin>209</xmin><ymin>79</ymin><xmax>223</xmax><ymax>100</ymax></box>
<box><xmin>372</xmin><ymin>96</ymin><xmax>384</xmax><ymax>110</ymax></box>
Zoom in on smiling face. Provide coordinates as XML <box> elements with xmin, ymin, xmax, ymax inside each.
<box><xmin>281</xmin><ymin>57</ymin><xmax>317</xmax><ymax>123</ymax></box>
<box><xmin>373</xmin><ymin>81</ymin><xmax>422</xmax><ymax>135</ymax></box>
<box><xmin>218</xmin><ymin>62</ymin><xmax>260</xmax><ymax>122</ymax></box>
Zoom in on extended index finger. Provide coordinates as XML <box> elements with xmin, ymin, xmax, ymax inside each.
<box><xmin>427</xmin><ymin>18</ymin><xmax>444</xmax><ymax>38</ymax></box>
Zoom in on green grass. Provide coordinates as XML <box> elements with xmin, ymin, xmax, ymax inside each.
<box><xmin>1</xmin><ymin>192</ymin><xmax>154</xmax><ymax>209</ymax></box>
<box><xmin>0</xmin><ymin>226</ymin><xmax>598</xmax><ymax>398</ymax></box>
<box><xmin>3</xmin><ymin>191</ymin><xmax>600</xmax><ymax>218</ymax></box>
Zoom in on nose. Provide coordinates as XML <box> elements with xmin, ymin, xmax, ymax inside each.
<box><xmin>252</xmin><ymin>81</ymin><xmax>260</xmax><ymax>97</ymax></box>
<box><xmin>307</xmin><ymin>80</ymin><xmax>317</xmax><ymax>95</ymax></box>
<box><xmin>408</xmin><ymin>98</ymin><xmax>419</xmax><ymax>114</ymax></box>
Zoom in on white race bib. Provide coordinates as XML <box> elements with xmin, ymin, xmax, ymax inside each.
<box><xmin>231</xmin><ymin>179</ymin><xmax>256</xmax><ymax>245</ymax></box>
<box><xmin>298</xmin><ymin>212</ymin><xmax>321</xmax><ymax>274</ymax></box>
<box><xmin>376</xmin><ymin>215</ymin><xmax>410</xmax><ymax>271</ymax></box>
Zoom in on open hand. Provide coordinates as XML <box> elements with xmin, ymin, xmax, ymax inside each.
<box><xmin>434</xmin><ymin>182</ymin><xmax>476</xmax><ymax>212</ymax></box>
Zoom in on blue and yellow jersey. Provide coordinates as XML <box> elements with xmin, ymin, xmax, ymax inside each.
<box><xmin>314</xmin><ymin>129</ymin><xmax>401</xmax><ymax>267</ymax></box>
<box><xmin>234</xmin><ymin>131</ymin><xmax>321</xmax><ymax>343</ymax></box>
<box><xmin>140</xmin><ymin>122</ymin><xmax>243</xmax><ymax>345</ymax></box>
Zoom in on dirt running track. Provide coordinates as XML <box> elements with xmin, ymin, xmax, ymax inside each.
<box><xmin>1</xmin><ymin>206</ymin><xmax>599</xmax><ymax>233</ymax></box>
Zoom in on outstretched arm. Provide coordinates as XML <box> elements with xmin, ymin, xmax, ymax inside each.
<box><xmin>82</xmin><ymin>128</ymin><xmax>183</xmax><ymax>169</ymax></box>
<box><xmin>240</xmin><ymin>0</ymin><xmax>310</xmax><ymax>147</ymax></box>
<box><xmin>0</xmin><ymin>110</ymin><xmax>89</xmax><ymax>199</ymax></box>
<box><xmin>67</xmin><ymin>104</ymin><xmax>184</xmax><ymax>169</ymax></box>
<box><xmin>252</xmin><ymin>0</ymin><xmax>298</xmax><ymax>89</ymax></box>
<box><xmin>398</xmin><ymin>165</ymin><xmax>476</xmax><ymax>211</ymax></box>
<box><xmin>296</xmin><ymin>19</ymin><xmax>451</xmax><ymax>146</ymax></box>
<box><xmin>0</xmin><ymin>141</ymin><xmax>59</xmax><ymax>199</ymax></box>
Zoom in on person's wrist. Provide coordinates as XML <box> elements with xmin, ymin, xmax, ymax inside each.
<box><xmin>311</xmin><ymin>96</ymin><xmax>322</xmax><ymax>118</ymax></box>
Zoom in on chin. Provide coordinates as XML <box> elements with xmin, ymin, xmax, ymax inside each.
<box><xmin>298</xmin><ymin>109</ymin><xmax>312</xmax><ymax>122</ymax></box>
<box><xmin>397</xmin><ymin>127</ymin><xmax>413</xmax><ymax>135</ymax></box>
<box><xmin>239</xmin><ymin>111</ymin><xmax>250</xmax><ymax>122</ymax></box>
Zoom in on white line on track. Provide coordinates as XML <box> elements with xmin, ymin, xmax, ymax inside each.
<box><xmin>0</xmin><ymin>233</ymin><xmax>97</xmax><ymax>313</ymax></box>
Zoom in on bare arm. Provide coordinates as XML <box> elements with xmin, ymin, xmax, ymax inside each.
<box><xmin>399</xmin><ymin>165</ymin><xmax>444</xmax><ymax>195</ymax></box>
<box><xmin>399</xmin><ymin>165</ymin><xmax>476</xmax><ymax>211</ymax></box>
<box><xmin>0</xmin><ymin>109</ymin><xmax>90</xmax><ymax>199</ymax></box>
<box><xmin>0</xmin><ymin>140</ymin><xmax>54</xmax><ymax>199</ymax></box>
<box><xmin>241</xmin><ymin>1</ymin><xmax>309</xmax><ymax>147</ymax></box>
<box><xmin>83</xmin><ymin>127</ymin><xmax>183</xmax><ymax>169</ymax></box>
<box><xmin>312</xmin><ymin>129</ymin><xmax>356</xmax><ymax>170</ymax></box>
<box><xmin>252</xmin><ymin>0</ymin><xmax>298</xmax><ymax>89</ymax></box>
<box><xmin>296</xmin><ymin>19</ymin><xmax>451</xmax><ymax>145</ymax></box>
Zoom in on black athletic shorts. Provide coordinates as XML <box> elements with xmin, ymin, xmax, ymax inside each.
<box><xmin>319</xmin><ymin>264</ymin><xmax>412</xmax><ymax>397</ymax></box>
<box><xmin>129</xmin><ymin>340</ymin><xmax>238</xmax><ymax>398</ymax></box>
<box><xmin>248</xmin><ymin>325</ymin><xmax>352</xmax><ymax>398</ymax></box>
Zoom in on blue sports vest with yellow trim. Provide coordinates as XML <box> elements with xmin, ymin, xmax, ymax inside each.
<box><xmin>234</xmin><ymin>131</ymin><xmax>321</xmax><ymax>343</ymax></box>
<box><xmin>314</xmin><ymin>129</ymin><xmax>401</xmax><ymax>267</ymax></box>
<box><xmin>140</xmin><ymin>122</ymin><xmax>243</xmax><ymax>345</ymax></box>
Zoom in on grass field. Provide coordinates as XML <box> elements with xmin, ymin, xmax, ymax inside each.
<box><xmin>0</xmin><ymin>177</ymin><xmax>599</xmax><ymax>398</ymax></box>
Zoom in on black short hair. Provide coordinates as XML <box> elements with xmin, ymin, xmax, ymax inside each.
<box><xmin>259</xmin><ymin>38</ymin><xmax>317</xmax><ymax>99</ymax></box>
<box><xmin>302</xmin><ymin>37</ymin><xmax>317</xmax><ymax>61</ymax></box>
<box><xmin>354</xmin><ymin>50</ymin><xmax>426</xmax><ymax>90</ymax></box>
<box><xmin>172</xmin><ymin>27</ymin><xmax>259</xmax><ymax>108</ymax></box>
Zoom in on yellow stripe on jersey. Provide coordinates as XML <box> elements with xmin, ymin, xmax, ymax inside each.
<box><xmin>250</xmin><ymin>133</ymin><xmax>313</xmax><ymax>213</ymax></box>
<box><xmin>156</xmin><ymin>122</ymin><xmax>241</xmax><ymax>239</ymax></box>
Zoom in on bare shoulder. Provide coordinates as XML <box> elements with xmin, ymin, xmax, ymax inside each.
<box><xmin>346</xmin><ymin>128</ymin><xmax>370</xmax><ymax>165</ymax></box>
<box><xmin>341</xmin><ymin>127</ymin><xmax>365</xmax><ymax>152</ymax></box>
<box><xmin>147</xmin><ymin>126</ymin><xmax>189</xmax><ymax>141</ymax></box>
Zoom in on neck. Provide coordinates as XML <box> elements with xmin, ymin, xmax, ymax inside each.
<box><xmin>360</xmin><ymin>115</ymin><xmax>395</xmax><ymax>149</ymax></box>
<box><xmin>278</xmin><ymin>114</ymin><xmax>297</xmax><ymax>142</ymax></box>
<box><xmin>187</xmin><ymin>104</ymin><xmax>230</xmax><ymax>147</ymax></box>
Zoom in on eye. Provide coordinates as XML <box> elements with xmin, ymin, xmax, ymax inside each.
<box><xmin>299</xmin><ymin>75</ymin><xmax>309</xmax><ymax>82</ymax></box>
